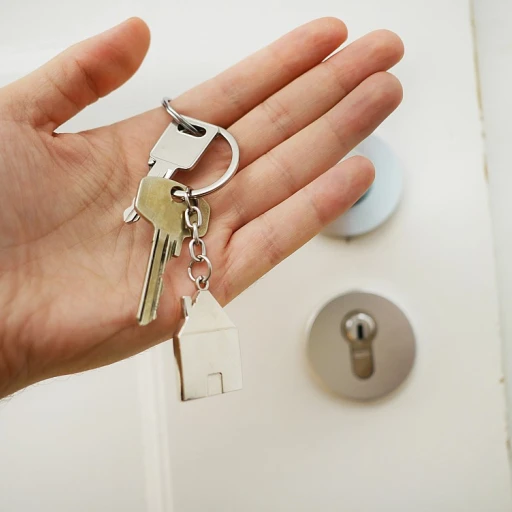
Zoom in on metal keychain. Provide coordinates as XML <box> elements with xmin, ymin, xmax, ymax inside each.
<box><xmin>183</xmin><ymin>194</ymin><xmax>212</xmax><ymax>291</ymax></box>
<box><xmin>129</xmin><ymin>98</ymin><xmax>243</xmax><ymax>401</ymax></box>
<box><xmin>129</xmin><ymin>98</ymin><xmax>240</xmax><ymax>325</ymax></box>
<box><xmin>172</xmin><ymin>174</ymin><xmax>243</xmax><ymax>401</ymax></box>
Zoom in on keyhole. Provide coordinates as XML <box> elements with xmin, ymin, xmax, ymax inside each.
<box><xmin>342</xmin><ymin>312</ymin><xmax>377</xmax><ymax>380</ymax></box>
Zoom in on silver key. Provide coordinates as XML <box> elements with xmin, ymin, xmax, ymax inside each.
<box><xmin>135</xmin><ymin>177</ymin><xmax>210</xmax><ymax>326</ymax></box>
<box><xmin>123</xmin><ymin>116</ymin><xmax>219</xmax><ymax>223</ymax></box>
<box><xmin>173</xmin><ymin>290</ymin><xmax>243</xmax><ymax>400</ymax></box>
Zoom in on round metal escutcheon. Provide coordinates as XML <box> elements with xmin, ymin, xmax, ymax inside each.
<box><xmin>307</xmin><ymin>291</ymin><xmax>416</xmax><ymax>402</ymax></box>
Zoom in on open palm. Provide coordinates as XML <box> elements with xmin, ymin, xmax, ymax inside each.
<box><xmin>0</xmin><ymin>18</ymin><xmax>403</xmax><ymax>397</ymax></box>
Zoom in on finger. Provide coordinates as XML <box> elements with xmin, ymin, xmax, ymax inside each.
<box><xmin>231</xmin><ymin>29</ymin><xmax>403</xmax><ymax>170</ymax></box>
<box><xmin>169</xmin><ymin>29</ymin><xmax>403</xmax><ymax>191</ymax></box>
<box><xmin>113</xmin><ymin>17</ymin><xmax>348</xmax><ymax>156</ymax></box>
<box><xmin>221</xmin><ymin>156</ymin><xmax>375</xmax><ymax>300</ymax></box>
<box><xmin>3</xmin><ymin>18</ymin><xmax>150</xmax><ymax>131</ymax></box>
<box><xmin>217</xmin><ymin>72</ymin><xmax>403</xmax><ymax>231</ymax></box>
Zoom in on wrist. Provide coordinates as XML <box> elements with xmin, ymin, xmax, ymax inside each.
<box><xmin>0</xmin><ymin>335</ymin><xmax>25</xmax><ymax>399</ymax></box>
<box><xmin>0</xmin><ymin>290</ymin><xmax>28</xmax><ymax>399</ymax></box>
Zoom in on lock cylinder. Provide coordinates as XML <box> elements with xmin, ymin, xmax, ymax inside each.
<box><xmin>307</xmin><ymin>291</ymin><xmax>416</xmax><ymax>401</ymax></box>
<box><xmin>342</xmin><ymin>312</ymin><xmax>377</xmax><ymax>379</ymax></box>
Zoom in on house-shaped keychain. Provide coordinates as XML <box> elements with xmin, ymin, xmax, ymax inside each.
<box><xmin>173</xmin><ymin>290</ymin><xmax>243</xmax><ymax>401</ymax></box>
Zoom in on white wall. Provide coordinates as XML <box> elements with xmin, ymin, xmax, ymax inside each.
<box><xmin>473</xmin><ymin>0</ymin><xmax>512</xmax><ymax>441</ymax></box>
<box><xmin>162</xmin><ymin>1</ymin><xmax>512</xmax><ymax>510</ymax></box>
<box><xmin>0</xmin><ymin>359</ymin><xmax>149</xmax><ymax>512</ymax></box>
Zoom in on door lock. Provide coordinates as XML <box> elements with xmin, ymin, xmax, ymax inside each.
<box><xmin>342</xmin><ymin>312</ymin><xmax>377</xmax><ymax>379</ymax></box>
<box><xmin>307</xmin><ymin>291</ymin><xmax>416</xmax><ymax>401</ymax></box>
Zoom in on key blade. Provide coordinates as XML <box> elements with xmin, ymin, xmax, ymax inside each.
<box><xmin>137</xmin><ymin>229</ymin><xmax>174</xmax><ymax>326</ymax></box>
<box><xmin>135</xmin><ymin>178</ymin><xmax>190</xmax><ymax>326</ymax></box>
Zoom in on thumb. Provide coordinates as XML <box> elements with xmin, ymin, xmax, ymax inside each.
<box><xmin>2</xmin><ymin>17</ymin><xmax>150</xmax><ymax>132</ymax></box>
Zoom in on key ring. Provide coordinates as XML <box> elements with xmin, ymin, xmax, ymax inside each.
<box><xmin>164</xmin><ymin>101</ymin><xmax>240</xmax><ymax>200</ymax></box>
<box><xmin>183</xmin><ymin>125</ymin><xmax>239</xmax><ymax>199</ymax></box>
<box><xmin>161</xmin><ymin>97</ymin><xmax>202</xmax><ymax>136</ymax></box>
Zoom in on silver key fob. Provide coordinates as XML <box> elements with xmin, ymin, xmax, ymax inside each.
<box><xmin>149</xmin><ymin>116</ymin><xmax>219</xmax><ymax>178</ymax></box>
<box><xmin>173</xmin><ymin>291</ymin><xmax>243</xmax><ymax>401</ymax></box>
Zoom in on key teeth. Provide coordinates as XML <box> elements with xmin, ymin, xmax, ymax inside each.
<box><xmin>138</xmin><ymin>307</ymin><xmax>158</xmax><ymax>326</ymax></box>
<box><xmin>136</xmin><ymin>230</ymin><xmax>172</xmax><ymax>327</ymax></box>
<box><xmin>155</xmin><ymin>278</ymin><xmax>164</xmax><ymax>311</ymax></box>
<box><xmin>137</xmin><ymin>301</ymin><xmax>158</xmax><ymax>326</ymax></box>
<box><xmin>137</xmin><ymin>275</ymin><xmax>164</xmax><ymax>326</ymax></box>
<box><xmin>138</xmin><ymin>315</ymin><xmax>152</xmax><ymax>327</ymax></box>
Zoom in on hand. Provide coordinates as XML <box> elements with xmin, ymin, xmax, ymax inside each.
<box><xmin>0</xmin><ymin>17</ymin><xmax>403</xmax><ymax>397</ymax></box>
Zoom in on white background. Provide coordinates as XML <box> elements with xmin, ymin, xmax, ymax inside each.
<box><xmin>0</xmin><ymin>0</ymin><xmax>511</xmax><ymax>511</ymax></box>
<box><xmin>474</xmin><ymin>0</ymin><xmax>512</xmax><ymax>437</ymax></box>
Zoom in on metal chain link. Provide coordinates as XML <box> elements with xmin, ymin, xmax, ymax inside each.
<box><xmin>184</xmin><ymin>194</ymin><xmax>212</xmax><ymax>291</ymax></box>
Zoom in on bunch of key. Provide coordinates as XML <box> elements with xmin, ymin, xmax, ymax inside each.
<box><xmin>124</xmin><ymin>98</ymin><xmax>243</xmax><ymax>401</ymax></box>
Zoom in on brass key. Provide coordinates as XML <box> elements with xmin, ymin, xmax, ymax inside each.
<box><xmin>135</xmin><ymin>177</ymin><xmax>210</xmax><ymax>326</ymax></box>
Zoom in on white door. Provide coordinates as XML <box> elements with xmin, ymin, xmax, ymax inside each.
<box><xmin>0</xmin><ymin>1</ymin><xmax>510</xmax><ymax>511</ymax></box>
